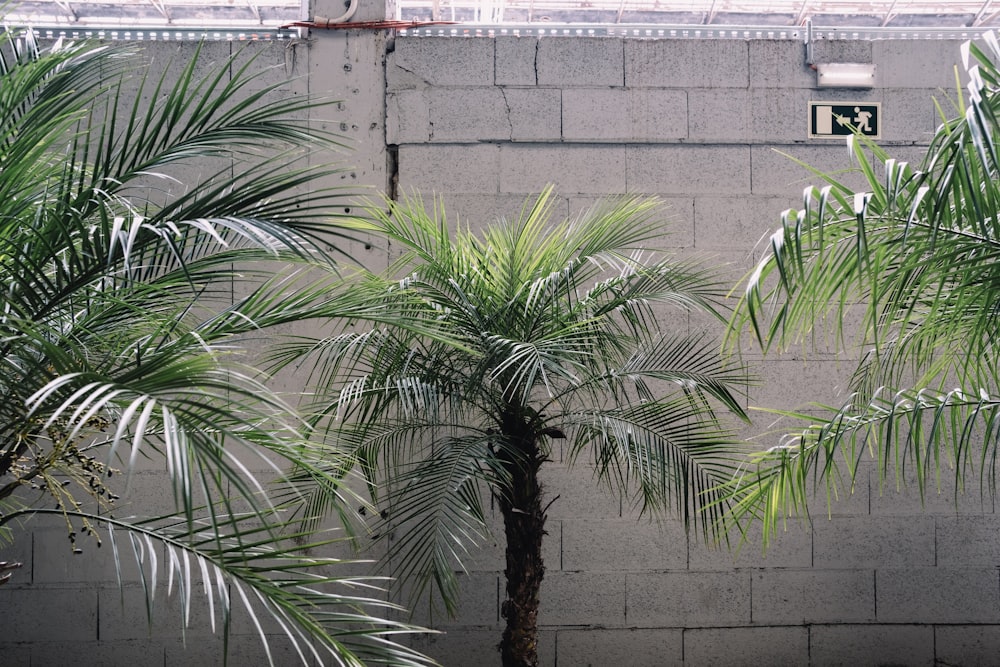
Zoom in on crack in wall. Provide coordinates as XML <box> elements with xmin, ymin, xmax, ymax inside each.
<box><xmin>386</xmin><ymin>144</ymin><xmax>399</xmax><ymax>201</ymax></box>
<box><xmin>533</xmin><ymin>39</ymin><xmax>540</xmax><ymax>84</ymax></box>
<box><xmin>499</xmin><ymin>87</ymin><xmax>514</xmax><ymax>141</ymax></box>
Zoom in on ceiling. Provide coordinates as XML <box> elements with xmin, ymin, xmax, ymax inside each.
<box><xmin>5</xmin><ymin>0</ymin><xmax>1000</xmax><ymax>29</ymax></box>
<box><xmin>398</xmin><ymin>1</ymin><xmax>1000</xmax><ymax>26</ymax></box>
<box><xmin>5</xmin><ymin>1</ymin><xmax>301</xmax><ymax>29</ymax></box>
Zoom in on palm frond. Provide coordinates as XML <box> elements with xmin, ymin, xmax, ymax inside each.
<box><xmin>2</xmin><ymin>507</ymin><xmax>433</xmax><ymax>667</ymax></box>
<box><xmin>0</xmin><ymin>31</ymin><xmax>437</xmax><ymax>664</ymax></box>
<box><xmin>725</xmin><ymin>34</ymin><xmax>1000</xmax><ymax>544</ymax></box>
<box><xmin>273</xmin><ymin>187</ymin><xmax>750</xmax><ymax>616</ymax></box>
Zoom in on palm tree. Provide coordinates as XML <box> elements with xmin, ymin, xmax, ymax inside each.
<box><xmin>273</xmin><ymin>187</ymin><xmax>750</xmax><ymax>666</ymax></box>
<box><xmin>723</xmin><ymin>37</ymin><xmax>1000</xmax><ymax>539</ymax></box>
<box><xmin>0</xmin><ymin>30</ymin><xmax>433</xmax><ymax>666</ymax></box>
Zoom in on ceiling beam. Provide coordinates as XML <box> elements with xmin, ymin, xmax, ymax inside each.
<box><xmin>974</xmin><ymin>0</ymin><xmax>996</xmax><ymax>25</ymax></box>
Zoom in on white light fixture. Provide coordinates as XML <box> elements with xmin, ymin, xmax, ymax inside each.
<box><xmin>815</xmin><ymin>62</ymin><xmax>876</xmax><ymax>88</ymax></box>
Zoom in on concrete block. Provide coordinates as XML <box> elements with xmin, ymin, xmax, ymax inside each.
<box><xmin>31</xmin><ymin>639</ymin><xmax>167</xmax><ymax>667</ymax></box>
<box><xmin>410</xmin><ymin>627</ymin><xmax>557</xmax><ymax>666</ymax></box>
<box><xmin>810</xmin><ymin>39</ymin><xmax>874</xmax><ymax>67</ymax></box>
<box><xmin>431</xmin><ymin>192</ymin><xmax>570</xmax><ymax>232</ymax></box>
<box><xmin>749</xmin><ymin>40</ymin><xmax>816</xmax><ymax>89</ymax></box>
<box><xmin>0</xmin><ymin>644</ymin><xmax>29</xmax><ymax>666</ymax></box>
<box><xmin>503</xmin><ymin>88</ymin><xmax>562</xmax><ymax>141</ymax></box>
<box><xmin>495</xmin><ymin>36</ymin><xmax>538</xmax><ymax>86</ymax></box>
<box><xmin>500</xmin><ymin>145</ymin><xmax>627</xmax><ymax>195</ymax></box>
<box><xmin>452</xmin><ymin>509</ymin><xmax>505</xmax><ymax>573</ymax></box>
<box><xmin>689</xmin><ymin>88</ymin><xmax>749</xmax><ymax>141</ymax></box>
<box><xmin>625</xmin><ymin>40</ymin><xmax>749</xmax><ymax>88</ymax></box>
<box><xmin>562</xmin><ymin>88</ymin><xmax>631</xmax><ymax>141</ymax></box>
<box><xmin>684</xmin><ymin>626</ymin><xmax>808</xmax><ymax>666</ymax></box>
<box><xmin>626</xmin><ymin>570</ymin><xmax>750</xmax><ymax>627</ymax></box>
<box><xmin>427</xmin><ymin>88</ymin><xmax>512</xmax><ymax>142</ymax></box>
<box><xmin>407</xmin><ymin>573</ymin><xmax>499</xmax><ymax>628</ymax></box>
<box><xmin>869</xmin><ymin>462</ymin><xmax>996</xmax><ymax>516</ymax></box>
<box><xmin>809</xmin><ymin>624</ymin><xmax>933</xmax><ymax>667</ymax></box>
<box><xmin>751</xmin><ymin>569</ymin><xmax>875</xmax><ymax>624</ymax></box>
<box><xmin>387</xmin><ymin>37</ymin><xmax>494</xmax><ymax>90</ymax></box>
<box><xmin>872</xmin><ymin>40</ymin><xmax>965</xmax><ymax>89</ymax></box>
<box><xmin>750</xmin><ymin>88</ymin><xmax>818</xmax><ymax>142</ymax></box>
<box><xmin>627</xmin><ymin>145</ymin><xmax>751</xmax><ymax>195</ymax></box>
<box><xmin>538</xmin><ymin>463</ymin><xmax>622</xmax><ymax>520</ymax></box>
<box><xmin>687</xmin><ymin>253</ymin><xmax>755</xmax><ymax>307</ymax></box>
<box><xmin>750</xmin><ymin>354</ymin><xmax>853</xmax><ymax>412</ymax></box>
<box><xmin>813</xmin><ymin>515</ymin><xmax>935</xmax><ymax>568</ymax></box>
<box><xmin>693</xmin><ymin>195</ymin><xmax>794</xmax><ymax>252</ymax></box>
<box><xmin>657</xmin><ymin>196</ymin><xmax>697</xmax><ymax>247</ymax></box>
<box><xmin>225</xmin><ymin>634</ymin><xmax>315</xmax><ymax>666</ymax></box>
<box><xmin>691</xmin><ymin>517</ymin><xmax>813</xmax><ymax>569</ymax></box>
<box><xmin>937</xmin><ymin>515</ymin><xmax>1000</xmax><ymax>566</ymax></box>
<box><xmin>556</xmin><ymin>627</ymin><xmax>682</xmax><ymax>666</ymax></box>
<box><xmin>880</xmin><ymin>88</ymin><xmax>943</xmax><ymax>144</ymax></box>
<box><xmin>882</xmin><ymin>143</ymin><xmax>931</xmax><ymax>174</ymax></box>
<box><xmin>410</xmin><ymin>629</ymin><xmax>502</xmax><ymax>667</ymax></box>
<box><xmin>537</xmin><ymin>571</ymin><xmax>626</xmax><ymax>625</ymax></box>
<box><xmin>1</xmin><ymin>586</ymin><xmax>98</xmax><ymax>641</ymax></box>
<box><xmin>877</xmin><ymin>567</ymin><xmax>1000</xmax><ymax>623</ymax></box>
<box><xmin>564</xmin><ymin>193</ymin><xmax>695</xmax><ymax>251</ymax></box>
<box><xmin>543</xmin><ymin>519</ymin><xmax>562</xmax><ymax>571</ymax></box>
<box><xmin>751</xmin><ymin>355</ymin><xmax>857</xmax><ymax>416</ymax></box>
<box><xmin>33</xmin><ymin>526</ymin><xmax>144</xmax><ymax>585</ymax></box>
<box><xmin>386</xmin><ymin>89</ymin><xmax>430</xmax><ymax>144</ymax></box>
<box><xmin>808</xmin><ymin>460</ymin><xmax>873</xmax><ymax>518</ymax></box>
<box><xmin>749</xmin><ymin>144</ymin><xmax>871</xmax><ymax>196</ymax></box>
<box><xmin>536</xmin><ymin>37</ymin><xmax>624</xmax><ymax>87</ymax></box>
<box><xmin>114</xmin><ymin>469</ymin><xmax>213</xmax><ymax>517</ymax></box>
<box><xmin>563</xmin><ymin>88</ymin><xmax>691</xmax><ymax>142</ymax></box>
<box><xmin>99</xmin><ymin>584</ymin><xmax>220</xmax><ymax>641</ymax></box>
<box><xmin>631</xmin><ymin>89</ymin><xmax>689</xmax><ymax>141</ymax></box>
<box><xmin>731</xmin><ymin>295</ymin><xmax>870</xmax><ymax>359</ymax></box>
<box><xmin>398</xmin><ymin>144</ymin><xmax>501</xmax><ymax>194</ymax></box>
<box><xmin>935</xmin><ymin>625</ymin><xmax>1000</xmax><ymax>667</ymax></box>
<box><xmin>560</xmin><ymin>517</ymin><xmax>687</xmax><ymax>572</ymax></box>
<box><xmin>163</xmin><ymin>636</ymin><xmax>226</xmax><ymax>665</ymax></box>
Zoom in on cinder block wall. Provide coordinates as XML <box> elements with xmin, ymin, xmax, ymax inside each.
<box><xmin>386</xmin><ymin>34</ymin><xmax>1000</xmax><ymax>666</ymax></box>
<box><xmin>6</xmin><ymin>25</ymin><xmax>1000</xmax><ymax>667</ymax></box>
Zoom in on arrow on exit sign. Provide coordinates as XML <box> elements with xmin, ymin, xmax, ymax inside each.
<box><xmin>809</xmin><ymin>102</ymin><xmax>880</xmax><ymax>139</ymax></box>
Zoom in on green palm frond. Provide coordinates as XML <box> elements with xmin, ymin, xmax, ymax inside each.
<box><xmin>274</xmin><ymin>185</ymin><xmax>750</xmax><ymax>616</ymax></box>
<box><xmin>0</xmin><ymin>30</ymin><xmax>436</xmax><ymax>665</ymax></box>
<box><xmin>571</xmin><ymin>399</ymin><xmax>745</xmax><ymax>524</ymax></box>
<box><xmin>724</xmin><ymin>35</ymin><xmax>1000</xmax><ymax>545</ymax></box>
<box><xmin>2</xmin><ymin>507</ymin><xmax>432</xmax><ymax>667</ymax></box>
<box><xmin>374</xmin><ymin>432</ymin><xmax>500</xmax><ymax>615</ymax></box>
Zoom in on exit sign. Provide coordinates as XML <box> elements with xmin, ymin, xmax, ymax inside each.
<box><xmin>809</xmin><ymin>102</ymin><xmax>880</xmax><ymax>139</ymax></box>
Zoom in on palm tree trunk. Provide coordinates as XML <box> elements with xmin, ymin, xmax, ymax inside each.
<box><xmin>498</xmin><ymin>444</ymin><xmax>546</xmax><ymax>667</ymax></box>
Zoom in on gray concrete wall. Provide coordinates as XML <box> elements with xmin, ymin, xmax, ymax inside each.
<box><xmin>5</xmin><ymin>18</ymin><xmax>1000</xmax><ymax>667</ymax></box>
<box><xmin>384</xmin><ymin>33</ymin><xmax>1000</xmax><ymax>666</ymax></box>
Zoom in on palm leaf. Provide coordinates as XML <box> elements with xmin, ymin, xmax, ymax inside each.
<box><xmin>0</xmin><ymin>30</ymin><xmax>436</xmax><ymax>665</ymax></box>
<box><xmin>724</xmin><ymin>34</ymin><xmax>1000</xmax><ymax>545</ymax></box>
<box><xmin>271</xmin><ymin>187</ymin><xmax>750</xmax><ymax>617</ymax></box>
